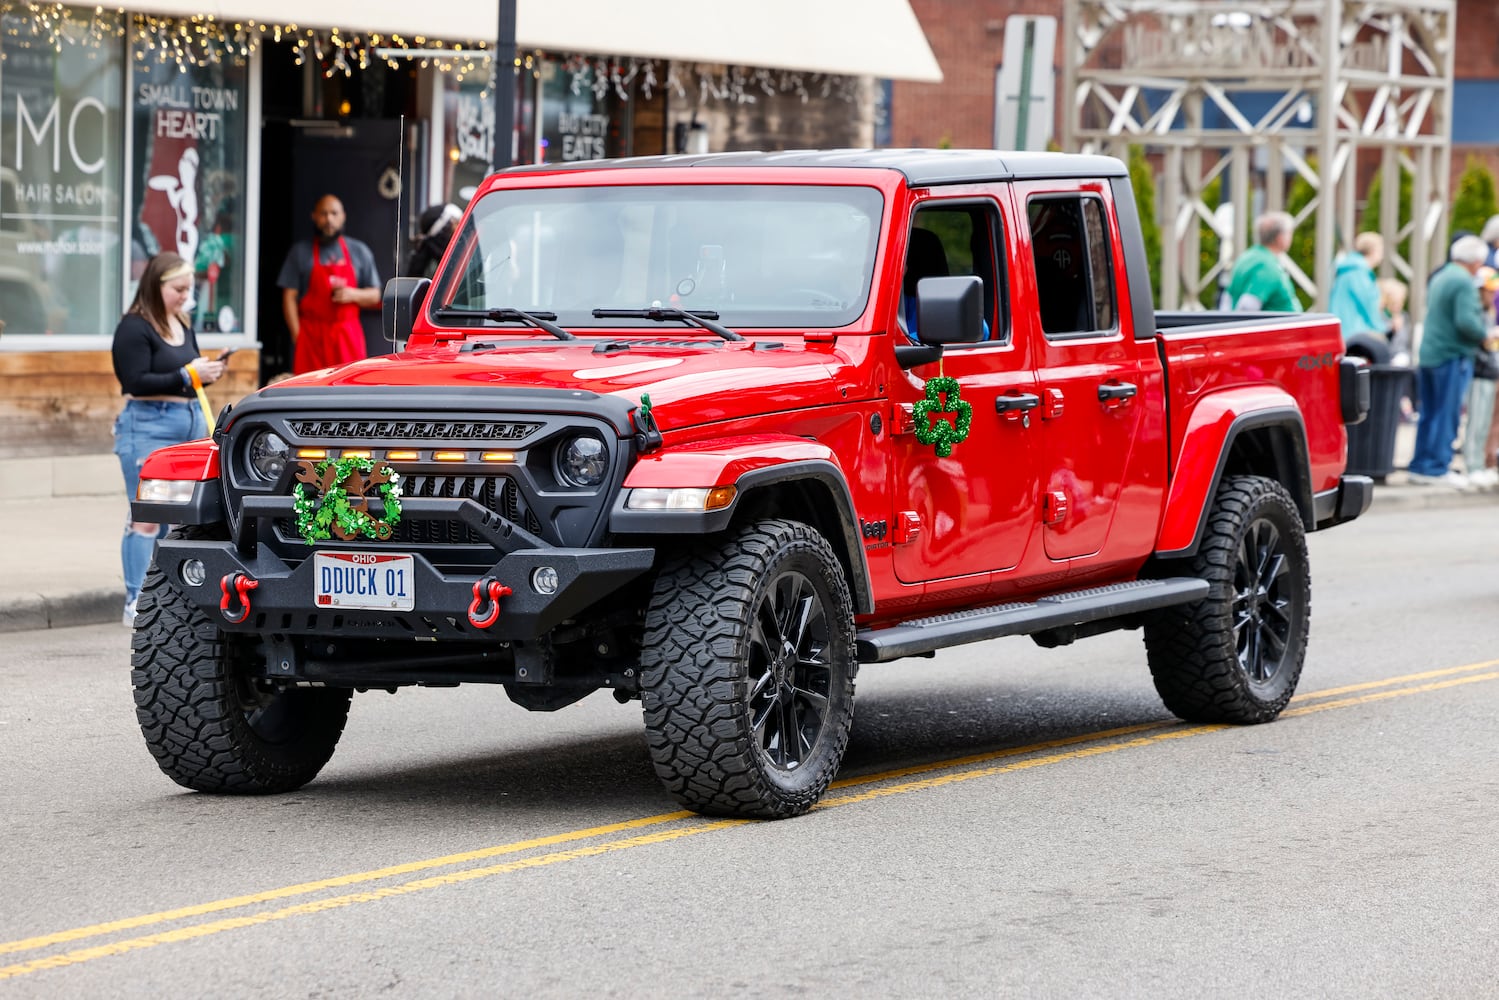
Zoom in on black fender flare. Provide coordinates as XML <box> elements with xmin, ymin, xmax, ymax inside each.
<box><xmin>1155</xmin><ymin>407</ymin><xmax>1314</xmax><ymax>559</ymax></box>
<box><xmin>610</xmin><ymin>459</ymin><xmax>874</xmax><ymax>615</ymax></box>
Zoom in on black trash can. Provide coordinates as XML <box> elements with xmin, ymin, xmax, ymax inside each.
<box><xmin>1345</xmin><ymin>364</ymin><xmax>1412</xmax><ymax>482</ymax></box>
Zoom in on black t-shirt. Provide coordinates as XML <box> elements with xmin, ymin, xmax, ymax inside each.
<box><xmin>111</xmin><ymin>312</ymin><xmax>201</xmax><ymax>398</ymax></box>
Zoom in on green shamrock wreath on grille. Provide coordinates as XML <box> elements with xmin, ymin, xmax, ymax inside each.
<box><xmin>912</xmin><ymin>375</ymin><xmax>972</xmax><ymax>458</ymax></box>
<box><xmin>293</xmin><ymin>456</ymin><xmax>404</xmax><ymax>543</ymax></box>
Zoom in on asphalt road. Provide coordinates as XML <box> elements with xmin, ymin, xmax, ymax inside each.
<box><xmin>2</xmin><ymin>503</ymin><xmax>1497</xmax><ymax>998</ymax></box>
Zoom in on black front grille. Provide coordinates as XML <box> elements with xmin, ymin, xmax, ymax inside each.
<box><xmin>285</xmin><ymin>419</ymin><xmax>541</xmax><ymax>442</ymax></box>
<box><xmin>397</xmin><ymin>472</ymin><xmax>543</xmax><ymax>543</ymax></box>
<box><xmin>276</xmin><ymin>473</ymin><xmax>542</xmax><ymax>548</ymax></box>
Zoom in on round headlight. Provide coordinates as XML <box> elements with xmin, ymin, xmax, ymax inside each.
<box><xmin>247</xmin><ymin>430</ymin><xmax>290</xmax><ymax>482</ymax></box>
<box><xmin>557</xmin><ymin>434</ymin><xmax>607</xmax><ymax>488</ymax></box>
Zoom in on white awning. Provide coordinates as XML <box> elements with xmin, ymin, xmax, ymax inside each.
<box><xmin>110</xmin><ymin>0</ymin><xmax>943</xmax><ymax>82</ymax></box>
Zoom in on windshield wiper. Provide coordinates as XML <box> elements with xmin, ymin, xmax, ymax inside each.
<box><xmin>591</xmin><ymin>306</ymin><xmax>744</xmax><ymax>342</ymax></box>
<box><xmin>433</xmin><ymin>306</ymin><xmax>576</xmax><ymax>341</ymax></box>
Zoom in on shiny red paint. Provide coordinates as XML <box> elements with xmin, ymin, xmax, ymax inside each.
<box><xmin>139</xmin><ymin>439</ymin><xmax>219</xmax><ymax>482</ymax></box>
<box><xmin>1152</xmin><ymin>380</ymin><xmax>1319</xmax><ymax>555</ymax></box>
<box><xmin>151</xmin><ymin>157</ymin><xmax>1355</xmax><ymax>628</ymax></box>
<box><xmin>623</xmin><ymin>435</ymin><xmax>845</xmax><ymax>488</ymax></box>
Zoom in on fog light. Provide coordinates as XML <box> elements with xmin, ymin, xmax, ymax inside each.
<box><xmin>181</xmin><ymin>559</ymin><xmax>207</xmax><ymax>587</ymax></box>
<box><xmin>531</xmin><ymin>566</ymin><xmax>559</xmax><ymax>595</ymax></box>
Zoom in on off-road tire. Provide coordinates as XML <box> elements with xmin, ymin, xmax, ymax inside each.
<box><xmin>1143</xmin><ymin>475</ymin><xmax>1310</xmax><ymax>723</ymax></box>
<box><xmin>640</xmin><ymin>518</ymin><xmax>857</xmax><ymax>819</ymax></box>
<box><xmin>130</xmin><ymin>527</ymin><xmax>351</xmax><ymax>793</ymax></box>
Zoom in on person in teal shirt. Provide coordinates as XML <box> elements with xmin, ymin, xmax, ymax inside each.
<box><xmin>1227</xmin><ymin>212</ymin><xmax>1303</xmax><ymax>312</ymax></box>
<box><xmin>1328</xmin><ymin>232</ymin><xmax>1386</xmax><ymax>342</ymax></box>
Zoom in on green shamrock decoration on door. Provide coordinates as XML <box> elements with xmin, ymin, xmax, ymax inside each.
<box><xmin>912</xmin><ymin>375</ymin><xmax>972</xmax><ymax>458</ymax></box>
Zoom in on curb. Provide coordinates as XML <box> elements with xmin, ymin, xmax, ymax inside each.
<box><xmin>2</xmin><ymin>588</ymin><xmax>123</xmax><ymax>634</ymax></box>
<box><xmin>1364</xmin><ymin>484</ymin><xmax>1499</xmax><ymax>513</ymax></box>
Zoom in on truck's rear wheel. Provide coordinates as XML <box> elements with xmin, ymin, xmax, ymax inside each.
<box><xmin>131</xmin><ymin>528</ymin><xmax>351</xmax><ymax>793</ymax></box>
<box><xmin>640</xmin><ymin>518</ymin><xmax>856</xmax><ymax>818</ymax></box>
<box><xmin>1144</xmin><ymin>475</ymin><xmax>1310</xmax><ymax>723</ymax></box>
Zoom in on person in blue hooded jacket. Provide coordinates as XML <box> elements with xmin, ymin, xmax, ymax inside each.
<box><xmin>1328</xmin><ymin>232</ymin><xmax>1386</xmax><ymax>348</ymax></box>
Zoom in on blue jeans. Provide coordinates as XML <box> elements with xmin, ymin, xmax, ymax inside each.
<box><xmin>1410</xmin><ymin>357</ymin><xmax>1474</xmax><ymax>477</ymax></box>
<box><xmin>112</xmin><ymin>399</ymin><xmax>207</xmax><ymax>603</ymax></box>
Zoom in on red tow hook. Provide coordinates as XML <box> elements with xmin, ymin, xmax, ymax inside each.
<box><xmin>219</xmin><ymin>573</ymin><xmax>259</xmax><ymax>624</ymax></box>
<box><xmin>467</xmin><ymin>577</ymin><xmax>513</xmax><ymax>629</ymax></box>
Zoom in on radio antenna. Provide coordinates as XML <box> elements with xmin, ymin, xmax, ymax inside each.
<box><xmin>390</xmin><ymin>113</ymin><xmax>405</xmax><ymax>348</ymax></box>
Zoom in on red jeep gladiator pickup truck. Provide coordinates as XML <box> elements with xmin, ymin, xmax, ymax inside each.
<box><xmin>129</xmin><ymin>150</ymin><xmax>1372</xmax><ymax>818</ymax></box>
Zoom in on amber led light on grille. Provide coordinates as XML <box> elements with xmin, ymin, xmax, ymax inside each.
<box><xmin>296</xmin><ymin>448</ymin><xmax>327</xmax><ymax>459</ymax></box>
<box><xmin>481</xmin><ymin>451</ymin><xmax>516</xmax><ymax>462</ymax></box>
<box><xmin>341</xmin><ymin>449</ymin><xmax>372</xmax><ymax>459</ymax></box>
<box><xmin>385</xmin><ymin>450</ymin><xmax>420</xmax><ymax>461</ymax></box>
<box><xmin>433</xmin><ymin>450</ymin><xmax>468</xmax><ymax>462</ymax></box>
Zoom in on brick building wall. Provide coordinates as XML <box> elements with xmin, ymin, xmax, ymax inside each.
<box><xmin>1454</xmin><ymin>0</ymin><xmax>1498</xmax><ymax>79</ymax></box>
<box><xmin>889</xmin><ymin>0</ymin><xmax>1065</xmax><ymax>150</ymax></box>
<box><xmin>1451</xmin><ymin>0</ymin><xmax>1499</xmax><ymax>193</ymax></box>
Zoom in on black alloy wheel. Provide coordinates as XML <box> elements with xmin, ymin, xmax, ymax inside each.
<box><xmin>747</xmin><ymin>569</ymin><xmax>834</xmax><ymax>773</ymax></box>
<box><xmin>1233</xmin><ymin>514</ymin><xmax>1294</xmax><ymax>684</ymax></box>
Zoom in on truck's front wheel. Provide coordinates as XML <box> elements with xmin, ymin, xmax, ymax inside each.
<box><xmin>1144</xmin><ymin>475</ymin><xmax>1310</xmax><ymax>723</ymax></box>
<box><xmin>131</xmin><ymin>528</ymin><xmax>351</xmax><ymax>793</ymax></box>
<box><xmin>640</xmin><ymin>519</ymin><xmax>856</xmax><ymax>818</ymax></box>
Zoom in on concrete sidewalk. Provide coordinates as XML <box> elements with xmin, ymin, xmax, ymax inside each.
<box><xmin>2</xmin><ymin>435</ymin><xmax>1493</xmax><ymax>633</ymax></box>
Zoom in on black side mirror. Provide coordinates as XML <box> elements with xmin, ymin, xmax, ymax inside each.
<box><xmin>915</xmin><ymin>275</ymin><xmax>984</xmax><ymax>345</ymax></box>
<box><xmin>382</xmin><ymin>276</ymin><xmax>431</xmax><ymax>344</ymax></box>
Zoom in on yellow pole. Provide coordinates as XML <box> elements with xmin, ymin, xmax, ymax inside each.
<box><xmin>188</xmin><ymin>364</ymin><xmax>215</xmax><ymax>435</ymax></box>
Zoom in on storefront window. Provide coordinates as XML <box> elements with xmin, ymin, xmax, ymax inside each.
<box><xmin>538</xmin><ymin>58</ymin><xmax>665</xmax><ymax>164</ymax></box>
<box><xmin>0</xmin><ymin>8</ymin><xmax>125</xmax><ymax>336</ymax></box>
<box><xmin>539</xmin><ymin>59</ymin><xmax>625</xmax><ymax>164</ymax></box>
<box><xmin>443</xmin><ymin>65</ymin><xmax>537</xmax><ymax>204</ymax></box>
<box><xmin>130</xmin><ymin>53</ymin><xmax>249</xmax><ymax>334</ymax></box>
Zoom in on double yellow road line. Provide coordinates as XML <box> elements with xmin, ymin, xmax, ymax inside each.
<box><xmin>4</xmin><ymin>659</ymin><xmax>1497</xmax><ymax>982</ymax></box>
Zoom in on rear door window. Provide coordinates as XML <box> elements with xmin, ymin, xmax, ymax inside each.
<box><xmin>1026</xmin><ymin>194</ymin><xmax>1117</xmax><ymax>337</ymax></box>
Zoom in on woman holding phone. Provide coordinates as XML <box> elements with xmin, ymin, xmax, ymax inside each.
<box><xmin>110</xmin><ymin>252</ymin><xmax>226</xmax><ymax>627</ymax></box>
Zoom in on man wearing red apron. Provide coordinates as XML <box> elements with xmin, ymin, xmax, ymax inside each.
<box><xmin>277</xmin><ymin>195</ymin><xmax>381</xmax><ymax>375</ymax></box>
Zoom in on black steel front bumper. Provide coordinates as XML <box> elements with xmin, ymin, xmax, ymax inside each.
<box><xmin>150</xmin><ymin>492</ymin><xmax>654</xmax><ymax>641</ymax></box>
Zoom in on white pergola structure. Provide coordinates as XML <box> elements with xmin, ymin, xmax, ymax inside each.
<box><xmin>1061</xmin><ymin>0</ymin><xmax>1456</xmax><ymax>316</ymax></box>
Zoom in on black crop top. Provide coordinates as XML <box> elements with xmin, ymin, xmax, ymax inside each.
<box><xmin>111</xmin><ymin>313</ymin><xmax>201</xmax><ymax>398</ymax></box>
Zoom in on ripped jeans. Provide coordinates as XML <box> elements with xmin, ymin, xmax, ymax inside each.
<box><xmin>113</xmin><ymin>399</ymin><xmax>207</xmax><ymax>604</ymax></box>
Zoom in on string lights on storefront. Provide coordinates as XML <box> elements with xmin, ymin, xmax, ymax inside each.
<box><xmin>0</xmin><ymin>3</ymin><xmax>863</xmax><ymax>103</ymax></box>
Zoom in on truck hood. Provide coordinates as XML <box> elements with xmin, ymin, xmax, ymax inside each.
<box><xmin>272</xmin><ymin>340</ymin><xmax>850</xmax><ymax>428</ymax></box>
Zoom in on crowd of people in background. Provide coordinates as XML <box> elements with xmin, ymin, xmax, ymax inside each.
<box><xmin>1227</xmin><ymin>208</ymin><xmax>1499</xmax><ymax>491</ymax></box>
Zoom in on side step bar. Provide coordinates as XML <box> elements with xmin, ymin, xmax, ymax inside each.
<box><xmin>855</xmin><ymin>577</ymin><xmax>1209</xmax><ymax>664</ymax></box>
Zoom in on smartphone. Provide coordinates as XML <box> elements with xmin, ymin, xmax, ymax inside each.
<box><xmin>217</xmin><ymin>348</ymin><xmax>237</xmax><ymax>362</ymax></box>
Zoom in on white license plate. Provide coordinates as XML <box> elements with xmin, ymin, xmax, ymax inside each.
<box><xmin>314</xmin><ymin>551</ymin><xmax>415</xmax><ymax>611</ymax></box>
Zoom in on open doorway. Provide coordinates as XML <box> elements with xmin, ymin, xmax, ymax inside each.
<box><xmin>256</xmin><ymin>44</ymin><xmax>419</xmax><ymax>381</ymax></box>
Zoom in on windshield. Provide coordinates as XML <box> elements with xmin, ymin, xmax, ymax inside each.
<box><xmin>431</xmin><ymin>184</ymin><xmax>884</xmax><ymax>330</ymax></box>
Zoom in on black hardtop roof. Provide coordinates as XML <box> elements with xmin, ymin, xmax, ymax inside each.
<box><xmin>501</xmin><ymin>148</ymin><xmax>1127</xmax><ymax>186</ymax></box>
